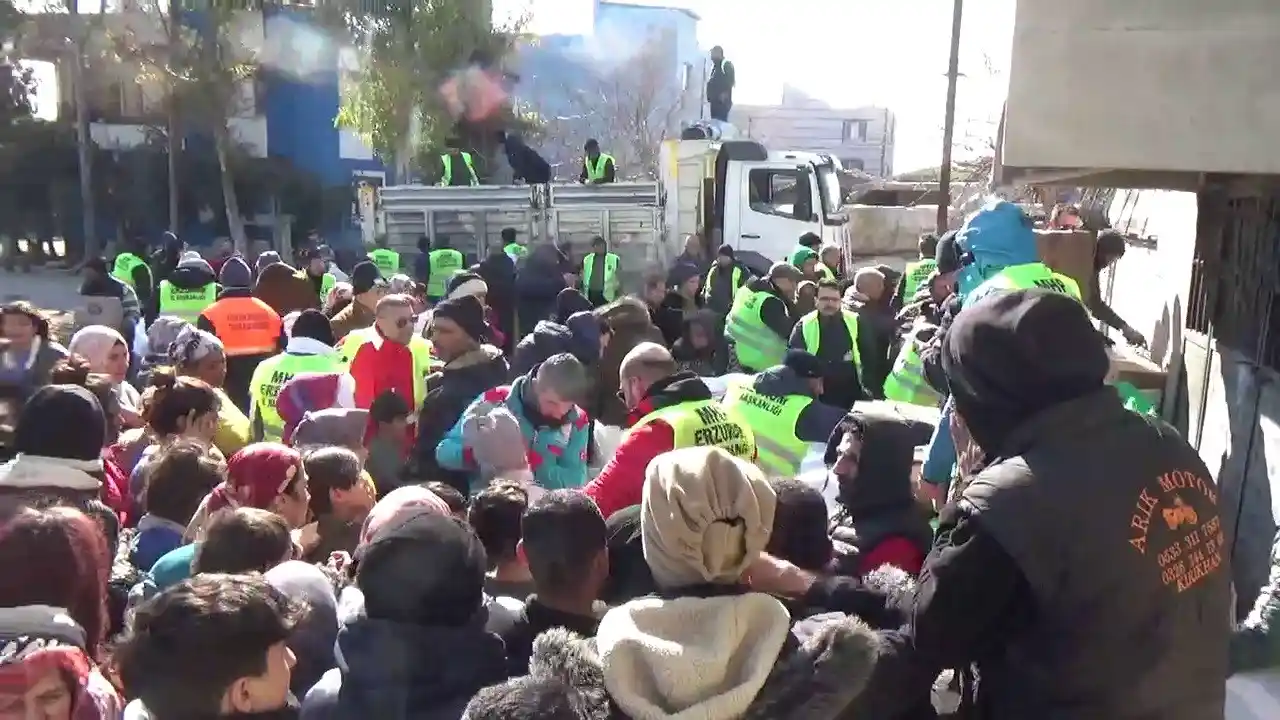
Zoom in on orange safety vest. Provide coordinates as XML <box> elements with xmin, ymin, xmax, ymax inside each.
<box><xmin>200</xmin><ymin>296</ymin><xmax>283</xmax><ymax>357</ymax></box>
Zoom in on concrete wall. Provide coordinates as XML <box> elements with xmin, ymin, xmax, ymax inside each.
<box><xmin>1100</xmin><ymin>188</ymin><xmax>1280</xmax><ymax>615</ymax></box>
<box><xmin>1004</xmin><ymin>0</ymin><xmax>1280</xmax><ymax>177</ymax></box>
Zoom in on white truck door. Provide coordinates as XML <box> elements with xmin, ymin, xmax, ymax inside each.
<box><xmin>731</xmin><ymin>162</ymin><xmax>821</xmax><ymax>259</ymax></box>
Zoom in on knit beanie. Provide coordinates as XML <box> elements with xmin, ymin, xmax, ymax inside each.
<box><xmin>446</xmin><ymin>272</ymin><xmax>488</xmax><ymax>301</ymax></box>
<box><xmin>254</xmin><ymin>251</ymin><xmax>282</xmax><ymax>276</ymax></box>
<box><xmin>432</xmin><ymin>295</ymin><xmax>488</xmax><ymax>341</ymax></box>
<box><xmin>290</xmin><ymin>309</ymin><xmax>335</xmax><ymax>346</ymax></box>
<box><xmin>219</xmin><ymin>256</ymin><xmax>253</xmax><ymax>289</ymax></box>
<box><xmin>640</xmin><ymin>446</ymin><xmax>776</xmax><ymax>588</ymax></box>
<box><xmin>291</xmin><ymin>409</ymin><xmax>370</xmax><ymax>453</ymax></box>
<box><xmin>356</xmin><ymin>511</ymin><xmax>486</xmax><ymax>626</ymax></box>
<box><xmin>350</xmin><ymin>262</ymin><xmax>384</xmax><ymax>295</ymax></box>
<box><xmin>14</xmin><ymin>385</ymin><xmax>106</xmax><ymax>462</ymax></box>
<box><xmin>717</xmin><ymin>243</ymin><xmax>734</xmax><ymax>259</ymax></box>
<box><xmin>177</xmin><ymin>253</ymin><xmax>214</xmax><ymax>277</ymax></box>
<box><xmin>461</xmin><ymin>405</ymin><xmax>532</xmax><ymax>485</ymax></box>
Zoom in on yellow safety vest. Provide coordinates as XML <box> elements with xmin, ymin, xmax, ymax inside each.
<box><xmin>798</xmin><ymin>310</ymin><xmax>862</xmax><ymax>370</ymax></box>
<box><xmin>367</xmin><ymin>248</ymin><xmax>400</xmax><ymax>279</ymax></box>
<box><xmin>339</xmin><ymin>328</ymin><xmax>435</xmax><ymax>411</ymax></box>
<box><xmin>721</xmin><ymin>383</ymin><xmax>811</xmax><ymax>476</ymax></box>
<box><xmin>584</xmin><ymin>153</ymin><xmax>615</xmax><ymax>182</ymax></box>
<box><xmin>815</xmin><ymin>263</ymin><xmax>836</xmax><ymax>282</ymax></box>
<box><xmin>883</xmin><ymin>331</ymin><xmax>944</xmax><ymax>408</ymax></box>
<box><xmin>702</xmin><ymin>265</ymin><xmax>743</xmax><ymax>303</ymax></box>
<box><xmin>725</xmin><ymin>289</ymin><xmax>788</xmax><ymax>372</ymax></box>
<box><xmin>581</xmin><ymin>252</ymin><xmax>620</xmax><ymax>302</ymax></box>
<box><xmin>157</xmin><ymin>280</ymin><xmax>217</xmax><ymax>323</ymax></box>
<box><xmin>249</xmin><ymin>351</ymin><xmax>346</xmax><ymax>441</ymax></box>
<box><xmin>902</xmin><ymin>259</ymin><xmax>937</xmax><ymax>301</ymax></box>
<box><xmin>629</xmin><ymin>398</ymin><xmax>756</xmax><ymax>460</ymax></box>
<box><xmin>438</xmin><ymin>152</ymin><xmax>479</xmax><ymax>186</ymax></box>
<box><xmin>426</xmin><ymin>248</ymin><xmax>465</xmax><ymax>297</ymax></box>
<box><xmin>112</xmin><ymin>252</ymin><xmax>146</xmax><ymax>288</ymax></box>
<box><xmin>504</xmin><ymin>242</ymin><xmax>528</xmax><ymax>260</ymax></box>
<box><xmin>975</xmin><ymin>262</ymin><xmax>1082</xmax><ymax>301</ymax></box>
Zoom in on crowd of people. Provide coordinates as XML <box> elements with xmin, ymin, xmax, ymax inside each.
<box><xmin>0</xmin><ymin>196</ymin><xmax>1273</xmax><ymax>720</ymax></box>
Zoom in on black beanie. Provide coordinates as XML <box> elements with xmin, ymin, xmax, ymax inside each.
<box><xmin>717</xmin><ymin>244</ymin><xmax>735</xmax><ymax>259</ymax></box>
<box><xmin>15</xmin><ymin>385</ymin><xmax>106</xmax><ymax>461</ymax></box>
<box><xmin>432</xmin><ymin>295</ymin><xmax>488</xmax><ymax>341</ymax></box>
<box><xmin>290</xmin><ymin>309</ymin><xmax>335</xmax><ymax>346</ymax></box>
<box><xmin>351</xmin><ymin>262</ymin><xmax>384</xmax><ymax>295</ymax></box>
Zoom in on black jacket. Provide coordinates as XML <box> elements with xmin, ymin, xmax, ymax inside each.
<box><xmin>788</xmin><ymin>310</ymin><xmax>880</xmax><ymax>407</ymax></box>
<box><xmin>503</xmin><ymin>135</ymin><xmax>551</xmax><ymax>184</ymax></box>
<box><xmin>498</xmin><ymin>598</ymin><xmax>600</xmax><ymax>677</ymax></box>
<box><xmin>671</xmin><ymin>310</ymin><xmax>730</xmax><ymax>377</ymax></box>
<box><xmin>475</xmin><ymin>252</ymin><xmax>517</xmax><ymax>352</ymax></box>
<box><xmin>413</xmin><ymin>345</ymin><xmax>510</xmax><ymax>495</ymax></box>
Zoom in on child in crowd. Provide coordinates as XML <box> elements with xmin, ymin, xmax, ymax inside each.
<box><xmin>366</xmin><ymin>391</ymin><xmax>413</xmax><ymax>497</ymax></box>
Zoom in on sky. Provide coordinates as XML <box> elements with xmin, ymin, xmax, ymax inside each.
<box><xmin>494</xmin><ymin>0</ymin><xmax>1017</xmax><ymax>172</ymax></box>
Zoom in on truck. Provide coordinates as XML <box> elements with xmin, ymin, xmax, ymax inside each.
<box><xmin>369</xmin><ymin>126</ymin><xmax>850</xmax><ymax>293</ymax></box>
<box><xmin>838</xmin><ymin>180</ymin><xmax>981</xmax><ymax>273</ymax></box>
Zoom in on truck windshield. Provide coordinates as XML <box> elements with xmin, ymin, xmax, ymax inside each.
<box><xmin>816</xmin><ymin>165</ymin><xmax>844</xmax><ymax>218</ymax></box>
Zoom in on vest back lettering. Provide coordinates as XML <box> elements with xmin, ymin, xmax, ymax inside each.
<box><xmin>739</xmin><ymin>391</ymin><xmax>785</xmax><ymax>415</ymax></box>
<box><xmin>1033</xmin><ymin>277</ymin><xmax>1068</xmax><ymax>294</ymax></box>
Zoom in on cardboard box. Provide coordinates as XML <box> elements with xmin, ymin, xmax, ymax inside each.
<box><xmin>1035</xmin><ymin>228</ymin><xmax>1097</xmax><ymax>301</ymax></box>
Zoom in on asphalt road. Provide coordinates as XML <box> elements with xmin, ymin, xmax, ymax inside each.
<box><xmin>0</xmin><ymin>266</ymin><xmax>81</xmax><ymax>311</ymax></box>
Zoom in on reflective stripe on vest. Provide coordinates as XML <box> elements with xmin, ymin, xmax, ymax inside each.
<box><xmin>585</xmin><ymin>153</ymin><xmax>615</xmax><ymax>182</ymax></box>
<box><xmin>883</xmin><ymin>336</ymin><xmax>943</xmax><ymax>408</ymax></box>
<box><xmin>201</xmin><ymin>296</ymin><xmax>283</xmax><ymax>357</ymax></box>
<box><xmin>725</xmin><ymin>290</ymin><xmax>788</xmax><ymax>372</ymax></box>
<box><xmin>581</xmin><ymin>253</ymin><xmax>620</xmax><ymax>301</ymax></box>
<box><xmin>251</xmin><ymin>351</ymin><xmax>345</xmax><ymax>441</ymax></box>
<box><xmin>978</xmin><ymin>263</ymin><xmax>1082</xmax><ymax>301</ymax></box>
<box><xmin>368</xmin><ymin>248</ymin><xmax>400</xmax><ymax>279</ymax></box>
<box><xmin>629</xmin><ymin>398</ymin><xmax>756</xmax><ymax>460</ymax></box>
<box><xmin>902</xmin><ymin>259</ymin><xmax>937</xmax><ymax>301</ymax></box>
<box><xmin>112</xmin><ymin>253</ymin><xmax>145</xmax><ymax>288</ymax></box>
<box><xmin>158</xmin><ymin>281</ymin><xmax>217</xmax><ymax>323</ymax></box>
<box><xmin>438</xmin><ymin>152</ymin><xmax>478</xmax><ymax>186</ymax></box>
<box><xmin>339</xmin><ymin>328</ymin><xmax>434</xmax><ymax>412</ymax></box>
<box><xmin>721</xmin><ymin>384</ymin><xmax>811</xmax><ymax>476</ymax></box>
<box><xmin>702</xmin><ymin>265</ymin><xmax>743</xmax><ymax>302</ymax></box>
<box><xmin>426</xmin><ymin>248</ymin><xmax>465</xmax><ymax>297</ymax></box>
<box><xmin>798</xmin><ymin>309</ymin><xmax>861</xmax><ymax>370</ymax></box>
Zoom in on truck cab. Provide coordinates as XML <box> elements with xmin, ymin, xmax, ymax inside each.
<box><xmin>660</xmin><ymin>133</ymin><xmax>849</xmax><ymax>262</ymax></box>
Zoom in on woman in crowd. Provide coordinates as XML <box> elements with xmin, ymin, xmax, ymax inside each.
<box><xmin>49</xmin><ymin>357</ymin><xmax>134</xmax><ymax>525</ymax></box>
<box><xmin>187</xmin><ymin>442</ymin><xmax>310</xmax><ymax>540</ymax></box>
<box><xmin>0</xmin><ymin>384</ymin><xmax>121</xmax><ymax>553</ymax></box>
<box><xmin>0</xmin><ymin>604</ymin><xmax>123</xmax><ymax>720</ymax></box>
<box><xmin>671</xmin><ymin>309</ymin><xmax>731</xmax><ymax>377</ymax></box>
<box><xmin>128</xmin><ymin>369</ymin><xmax>223</xmax><ymax>512</ymax></box>
<box><xmin>169</xmin><ymin>325</ymin><xmax>249</xmax><ymax>456</ymax></box>
<box><xmin>0</xmin><ymin>302</ymin><xmax>68</xmax><ymax>444</ymax></box>
<box><xmin>68</xmin><ymin>325</ymin><xmax>143</xmax><ymax>429</ymax></box>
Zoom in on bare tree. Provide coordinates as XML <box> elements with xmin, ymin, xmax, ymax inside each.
<box><xmin>543</xmin><ymin>28</ymin><xmax>689</xmax><ymax>180</ymax></box>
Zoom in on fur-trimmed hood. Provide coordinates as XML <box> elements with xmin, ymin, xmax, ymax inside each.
<box><xmin>510</xmin><ymin>611</ymin><xmax>879</xmax><ymax>720</ymax></box>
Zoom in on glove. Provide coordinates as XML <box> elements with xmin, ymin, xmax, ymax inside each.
<box><xmin>1122</xmin><ymin>325</ymin><xmax>1147</xmax><ymax>349</ymax></box>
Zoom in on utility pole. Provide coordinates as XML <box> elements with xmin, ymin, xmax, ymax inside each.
<box><xmin>937</xmin><ymin>0</ymin><xmax>963</xmax><ymax>234</ymax></box>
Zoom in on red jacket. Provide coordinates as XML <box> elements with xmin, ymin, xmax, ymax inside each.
<box><xmin>583</xmin><ymin>372</ymin><xmax>712</xmax><ymax>520</ymax></box>
<box><xmin>346</xmin><ymin>328</ymin><xmax>418</xmax><ymax>441</ymax></box>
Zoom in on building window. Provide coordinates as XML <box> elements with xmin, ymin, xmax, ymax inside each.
<box><xmin>843</xmin><ymin>119</ymin><xmax>868</xmax><ymax>142</ymax></box>
<box><xmin>842</xmin><ymin>157</ymin><xmax>865</xmax><ymax>171</ymax></box>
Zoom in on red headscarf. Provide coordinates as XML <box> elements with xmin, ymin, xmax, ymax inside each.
<box><xmin>206</xmin><ymin>443</ymin><xmax>302</xmax><ymax>514</ymax></box>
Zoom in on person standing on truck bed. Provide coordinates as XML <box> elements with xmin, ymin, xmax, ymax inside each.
<box><xmin>580</xmin><ymin>139</ymin><xmax>616</xmax><ymax>184</ymax></box>
<box><xmin>707</xmin><ymin>45</ymin><xmax>735</xmax><ymax>122</ymax></box>
<box><xmin>437</xmin><ymin>137</ymin><xmax>480</xmax><ymax>186</ymax></box>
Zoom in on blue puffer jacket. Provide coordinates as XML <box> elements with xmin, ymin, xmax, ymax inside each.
<box><xmin>436</xmin><ymin>372</ymin><xmax>590</xmax><ymax>492</ymax></box>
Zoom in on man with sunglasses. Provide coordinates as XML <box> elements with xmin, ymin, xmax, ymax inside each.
<box><xmin>342</xmin><ymin>294</ymin><xmax>433</xmax><ymax>443</ymax></box>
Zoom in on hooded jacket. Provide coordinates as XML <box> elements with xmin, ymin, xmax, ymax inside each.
<box><xmin>492</xmin><ymin>611</ymin><xmax>878</xmax><ymax>720</ymax></box>
<box><xmin>827</xmin><ymin>407</ymin><xmax>935</xmax><ymax>577</ymax></box>
<box><xmin>474</xmin><ymin>251</ymin><xmax>517</xmax><ymax>352</ymax></box>
<box><xmin>516</xmin><ymin>245</ymin><xmax>570</xmax><ymax>329</ymax></box>
<box><xmin>583</xmin><ymin>373</ymin><xmax>716</xmax><ymax>520</ymax></box>
<box><xmin>671</xmin><ymin>309</ymin><xmax>730</xmax><ymax>377</ymax></box>
<box><xmin>413</xmin><ymin>345</ymin><xmax>510</xmax><ymax>496</ymax></box>
<box><xmin>864</xmin><ymin>289</ymin><xmax>1230</xmax><ymax>720</ymax></box>
<box><xmin>748</xmin><ymin>365</ymin><xmax>847</xmax><ymax>444</ymax></box>
<box><xmin>166</xmin><ymin>256</ymin><xmax>217</xmax><ymax>292</ymax></box>
<box><xmin>509</xmin><ymin>315</ymin><xmax>600</xmax><ymax>379</ymax></box>
<box><xmin>594</xmin><ymin>298</ymin><xmax>667</xmax><ymax>426</ymax></box>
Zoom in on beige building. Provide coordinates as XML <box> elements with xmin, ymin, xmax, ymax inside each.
<box><xmin>729</xmin><ymin>85</ymin><xmax>895</xmax><ymax>177</ymax></box>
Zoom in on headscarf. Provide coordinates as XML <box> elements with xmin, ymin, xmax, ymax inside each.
<box><xmin>169</xmin><ymin>325</ymin><xmax>224</xmax><ymax>368</ymax></box>
<box><xmin>205</xmin><ymin>443</ymin><xmax>303</xmax><ymax>514</ymax></box>
<box><xmin>67</xmin><ymin>326</ymin><xmax>127</xmax><ymax>374</ymax></box>
<box><xmin>265</xmin><ymin>562</ymin><xmax>338</xmax><ymax>697</ymax></box>
<box><xmin>388</xmin><ymin>274</ymin><xmax>414</xmax><ymax>295</ymax></box>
